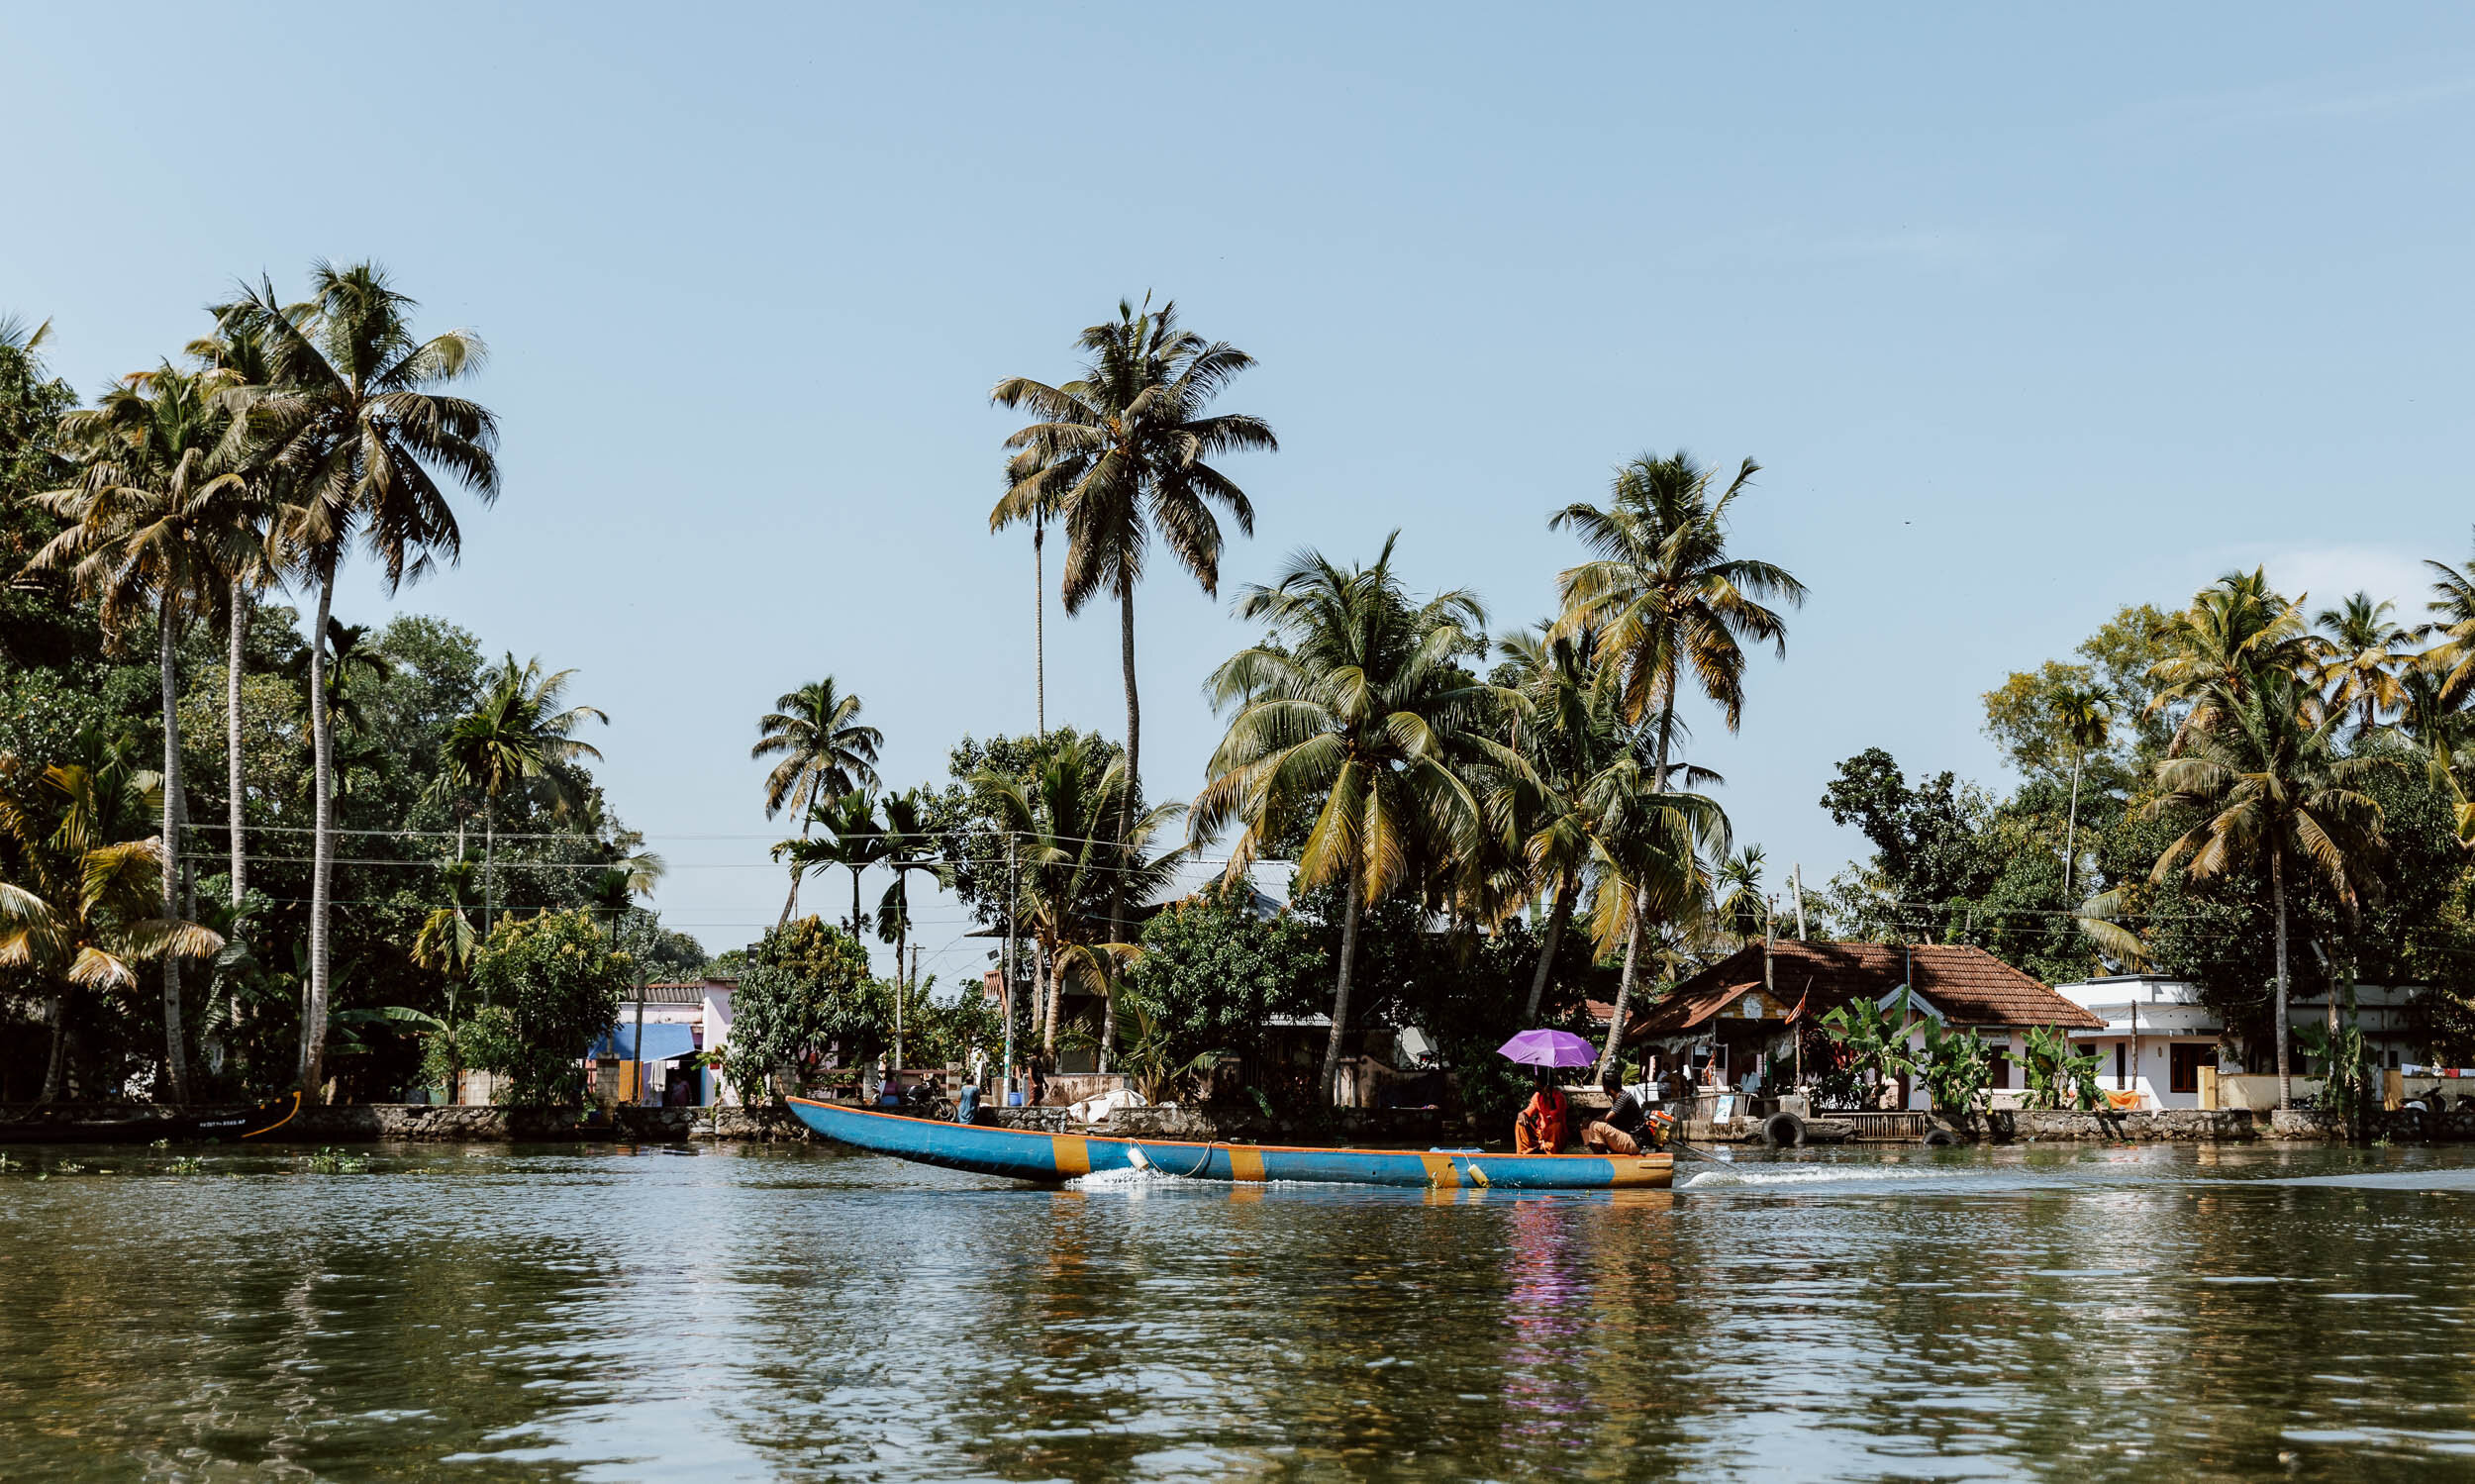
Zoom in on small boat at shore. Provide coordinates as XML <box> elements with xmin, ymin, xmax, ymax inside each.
<box><xmin>784</xmin><ymin>1097</ymin><xmax>1673</xmax><ymax>1190</ymax></box>
<box><xmin>0</xmin><ymin>1090</ymin><xmax>302</xmax><ymax>1145</ymax></box>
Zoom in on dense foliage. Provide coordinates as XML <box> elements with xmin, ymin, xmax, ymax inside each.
<box><xmin>462</xmin><ymin>910</ymin><xmax>632</xmax><ymax>1106</ymax></box>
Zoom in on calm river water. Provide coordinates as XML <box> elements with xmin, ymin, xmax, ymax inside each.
<box><xmin>6</xmin><ymin>1139</ymin><xmax>2475</xmax><ymax>1481</ymax></box>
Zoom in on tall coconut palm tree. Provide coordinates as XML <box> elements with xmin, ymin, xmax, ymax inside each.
<box><xmin>2054</xmin><ymin>682</ymin><xmax>2114</xmax><ymax>902</ymax></box>
<box><xmin>0</xmin><ymin>747</ymin><xmax>221</xmax><ymax>1102</ymax></box>
<box><xmin>978</xmin><ymin>736</ymin><xmax>1184</xmax><ymax>1067</ymax></box>
<box><xmin>1578</xmin><ymin>743</ymin><xmax>1731</xmax><ymax>1081</ymax></box>
<box><xmin>187</xmin><ymin>320</ymin><xmax>285</xmax><ymax>910</ymax></box>
<box><xmin>1550</xmin><ymin>451</ymin><xmax>1799</xmax><ymax>1066</ymax></box>
<box><xmin>1713</xmin><ymin>844</ymin><xmax>1768</xmax><ymax>948</ymax></box>
<box><xmin>1496</xmin><ymin>623</ymin><xmax>1622</xmax><ymax>1017</ymax></box>
<box><xmin>432</xmin><ymin>655</ymin><xmax>607</xmax><ymax>931</ymax></box>
<box><xmin>32</xmin><ymin>364</ymin><xmax>257</xmax><ymax>1102</ymax></box>
<box><xmin>873</xmin><ymin>787</ymin><xmax>954</xmax><ymax>1004</ymax></box>
<box><xmin>2146</xmin><ymin>668</ymin><xmax>2390</xmax><ymax>1108</ymax></box>
<box><xmin>774</xmin><ymin>789</ymin><xmax>888</xmax><ymax>941</ymax></box>
<box><xmin>1193</xmin><ymin>535</ymin><xmax>1522</xmax><ymax>1103</ymax></box>
<box><xmin>751</xmin><ymin>678</ymin><xmax>882</xmax><ymax>925</ymax></box>
<box><xmin>213</xmin><ymin>261</ymin><xmax>498</xmax><ymax>1097</ymax></box>
<box><xmin>411</xmin><ymin>856</ymin><xmax>482</xmax><ymax>1098</ymax></box>
<box><xmin>992</xmin><ymin>298</ymin><xmax>1276</xmax><ymax>939</ymax></box>
<box><xmin>989</xmin><ymin>453</ymin><xmax>1067</xmax><ymax>738</ymax></box>
<box><xmin>2316</xmin><ymin>591</ymin><xmax>2415</xmax><ymax>738</ymax></box>
<box><xmin>1551</xmin><ymin>453</ymin><xmax>1805</xmax><ymax>783</ymax></box>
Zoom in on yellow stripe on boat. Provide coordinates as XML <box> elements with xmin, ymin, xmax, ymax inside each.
<box><xmin>1227</xmin><ymin>1145</ymin><xmax>1266</xmax><ymax>1182</ymax></box>
<box><xmin>1052</xmin><ymin>1136</ymin><xmax>1090</xmax><ymax>1177</ymax></box>
<box><xmin>1419</xmin><ymin>1152</ymin><xmax>1460</xmax><ymax>1188</ymax></box>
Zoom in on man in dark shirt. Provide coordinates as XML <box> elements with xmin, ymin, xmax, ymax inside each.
<box><xmin>1583</xmin><ymin>1073</ymin><xmax>1646</xmax><ymax>1154</ymax></box>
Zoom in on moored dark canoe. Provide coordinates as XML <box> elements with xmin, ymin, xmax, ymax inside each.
<box><xmin>0</xmin><ymin>1090</ymin><xmax>303</xmax><ymax>1145</ymax></box>
<box><xmin>785</xmin><ymin>1097</ymin><xmax>1672</xmax><ymax>1190</ymax></box>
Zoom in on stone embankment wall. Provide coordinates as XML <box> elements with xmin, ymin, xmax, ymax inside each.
<box><xmin>2004</xmin><ymin>1109</ymin><xmax>2258</xmax><ymax>1142</ymax></box>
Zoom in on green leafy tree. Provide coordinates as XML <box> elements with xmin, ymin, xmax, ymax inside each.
<box><xmin>992</xmin><ymin>297</ymin><xmax>1277</xmax><ymax>939</ymax></box>
<box><xmin>1192</xmin><ymin>535</ymin><xmax>1519</xmax><ymax>1103</ymax></box>
<box><xmin>464</xmin><ymin>909</ymin><xmax>630</xmax><ymax>1106</ymax></box>
<box><xmin>1124</xmin><ymin>884</ymin><xmax>1328</xmax><ymax>1089</ymax></box>
<box><xmin>725</xmin><ymin>916</ymin><xmax>877</xmax><ymax>1103</ymax></box>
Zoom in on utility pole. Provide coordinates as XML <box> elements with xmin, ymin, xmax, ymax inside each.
<box><xmin>632</xmin><ymin>959</ymin><xmax>647</xmax><ymax>1107</ymax></box>
<box><xmin>1001</xmin><ymin>835</ymin><xmax>1018</xmax><ymax>1106</ymax></box>
<box><xmin>1791</xmin><ymin>863</ymin><xmax>1809</xmax><ymax>940</ymax></box>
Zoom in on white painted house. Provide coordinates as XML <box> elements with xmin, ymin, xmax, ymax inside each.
<box><xmin>2051</xmin><ymin>974</ymin><xmax>2428</xmax><ymax>1111</ymax></box>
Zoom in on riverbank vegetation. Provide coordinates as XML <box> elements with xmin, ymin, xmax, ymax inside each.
<box><xmin>10</xmin><ymin>278</ymin><xmax>2475</xmax><ymax>1116</ymax></box>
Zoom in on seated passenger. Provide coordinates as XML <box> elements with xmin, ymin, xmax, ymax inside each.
<box><xmin>1514</xmin><ymin>1072</ymin><xmax>1569</xmax><ymax>1154</ymax></box>
<box><xmin>1582</xmin><ymin>1073</ymin><xmax>1647</xmax><ymax>1155</ymax></box>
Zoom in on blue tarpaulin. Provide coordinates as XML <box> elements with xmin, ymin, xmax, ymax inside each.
<box><xmin>589</xmin><ymin>1023</ymin><xmax>697</xmax><ymax>1061</ymax></box>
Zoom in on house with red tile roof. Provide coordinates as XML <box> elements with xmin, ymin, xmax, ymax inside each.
<box><xmin>1618</xmin><ymin>940</ymin><xmax>2105</xmax><ymax>1109</ymax></box>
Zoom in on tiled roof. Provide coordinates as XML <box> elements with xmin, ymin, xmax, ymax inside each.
<box><xmin>1625</xmin><ymin>940</ymin><xmax>2105</xmax><ymax>1040</ymax></box>
<box><xmin>636</xmin><ymin>979</ymin><xmax>734</xmax><ymax>1005</ymax></box>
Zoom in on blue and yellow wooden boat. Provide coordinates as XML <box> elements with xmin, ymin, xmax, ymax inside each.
<box><xmin>784</xmin><ymin>1098</ymin><xmax>1673</xmax><ymax>1190</ymax></box>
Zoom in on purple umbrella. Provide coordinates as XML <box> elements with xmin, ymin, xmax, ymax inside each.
<box><xmin>1497</xmin><ymin>1029</ymin><xmax>1597</xmax><ymax>1068</ymax></box>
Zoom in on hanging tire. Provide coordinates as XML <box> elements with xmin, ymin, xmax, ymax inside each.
<box><xmin>1760</xmin><ymin>1111</ymin><xmax>1807</xmax><ymax>1148</ymax></box>
<box><xmin>1920</xmin><ymin>1128</ymin><xmax>1956</xmax><ymax>1147</ymax></box>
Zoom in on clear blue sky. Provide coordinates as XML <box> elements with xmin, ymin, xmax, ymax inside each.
<box><xmin>8</xmin><ymin>4</ymin><xmax>2471</xmax><ymax>983</ymax></box>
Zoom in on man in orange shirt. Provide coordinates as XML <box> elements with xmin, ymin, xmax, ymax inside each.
<box><xmin>1514</xmin><ymin>1071</ymin><xmax>1569</xmax><ymax>1153</ymax></box>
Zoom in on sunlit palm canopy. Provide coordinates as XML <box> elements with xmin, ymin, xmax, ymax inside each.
<box><xmin>1193</xmin><ymin>533</ymin><xmax>1527</xmax><ymax>906</ymax></box>
<box><xmin>212</xmin><ymin>260</ymin><xmax>498</xmax><ymax>589</ymax></box>
<box><xmin>1550</xmin><ymin>451</ymin><xmax>1805</xmax><ymax>751</ymax></box>
<box><xmin>989</xmin><ymin>296</ymin><xmax>1277</xmax><ymax>610</ymax></box>
<box><xmin>751</xmin><ymin>677</ymin><xmax>883</xmax><ymax>823</ymax></box>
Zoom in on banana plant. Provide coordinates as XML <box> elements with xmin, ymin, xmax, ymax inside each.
<box><xmin>2020</xmin><ymin>1025</ymin><xmax>2102</xmax><ymax>1111</ymax></box>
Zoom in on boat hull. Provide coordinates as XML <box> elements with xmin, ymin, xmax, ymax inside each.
<box><xmin>784</xmin><ymin>1098</ymin><xmax>1672</xmax><ymax>1191</ymax></box>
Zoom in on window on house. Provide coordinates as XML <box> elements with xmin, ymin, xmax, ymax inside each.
<box><xmin>2170</xmin><ymin>1043</ymin><xmax>2208</xmax><ymax>1095</ymax></box>
<box><xmin>2115</xmin><ymin>1042</ymin><xmax>2128</xmax><ymax>1088</ymax></box>
<box><xmin>1984</xmin><ymin>1037</ymin><xmax>2013</xmax><ymax>1089</ymax></box>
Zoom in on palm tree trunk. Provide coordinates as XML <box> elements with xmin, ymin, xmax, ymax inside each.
<box><xmin>1596</xmin><ymin>896</ymin><xmax>1644</xmax><ymax>1083</ymax></box>
<box><xmin>1099</xmin><ymin>971</ymin><xmax>1115</xmax><ymax>1076</ymax></box>
<box><xmin>39</xmin><ymin>995</ymin><xmax>66</xmax><ymax>1103</ymax></box>
<box><xmin>226</xmin><ymin>576</ymin><xmax>248</xmax><ymax>906</ymax></box>
<box><xmin>1114</xmin><ymin>582</ymin><xmax>1138</xmax><ymax>945</ymax></box>
<box><xmin>1034</xmin><ymin>518</ymin><xmax>1045</xmax><ymax>739</ymax></box>
<box><xmin>2061</xmin><ymin>752</ymin><xmax>2084</xmax><ymax>903</ymax></box>
<box><xmin>1040</xmin><ymin>939</ymin><xmax>1060</xmax><ymax>1057</ymax></box>
<box><xmin>1321</xmin><ymin>874</ymin><xmax>1364</xmax><ymax>1106</ymax></box>
<box><xmin>2273</xmin><ymin>842</ymin><xmax>2292</xmax><ymax>1110</ymax></box>
<box><xmin>1524</xmin><ymin>873</ymin><xmax>1576</xmax><ymax>1020</ymax></box>
<box><xmin>300</xmin><ymin>565</ymin><xmax>337</xmax><ymax>1098</ymax></box>
<box><xmin>483</xmin><ymin>803</ymin><xmax>495</xmax><ymax>934</ymax></box>
<box><xmin>849</xmin><ymin>867</ymin><xmax>863</xmax><ymax>940</ymax></box>
<box><xmin>156</xmin><ymin>597</ymin><xmax>192</xmax><ymax>1105</ymax></box>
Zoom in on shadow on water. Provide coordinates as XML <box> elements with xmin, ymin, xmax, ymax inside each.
<box><xmin>5</xmin><ymin>1139</ymin><xmax>2475</xmax><ymax>1480</ymax></box>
